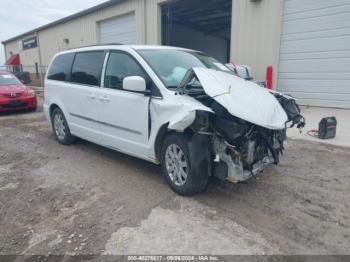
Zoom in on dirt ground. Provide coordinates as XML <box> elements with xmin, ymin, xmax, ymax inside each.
<box><xmin>0</xmin><ymin>109</ymin><xmax>349</xmax><ymax>256</ymax></box>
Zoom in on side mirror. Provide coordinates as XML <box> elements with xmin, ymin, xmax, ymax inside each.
<box><xmin>123</xmin><ymin>76</ymin><xmax>147</xmax><ymax>93</ymax></box>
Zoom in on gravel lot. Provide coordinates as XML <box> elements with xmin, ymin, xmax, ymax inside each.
<box><xmin>0</xmin><ymin>109</ymin><xmax>349</xmax><ymax>255</ymax></box>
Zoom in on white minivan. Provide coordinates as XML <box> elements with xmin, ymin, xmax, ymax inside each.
<box><xmin>44</xmin><ymin>45</ymin><xmax>304</xmax><ymax>195</ymax></box>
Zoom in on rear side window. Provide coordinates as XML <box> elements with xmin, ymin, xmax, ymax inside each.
<box><xmin>71</xmin><ymin>51</ymin><xmax>105</xmax><ymax>86</ymax></box>
<box><xmin>47</xmin><ymin>53</ymin><xmax>75</xmax><ymax>81</ymax></box>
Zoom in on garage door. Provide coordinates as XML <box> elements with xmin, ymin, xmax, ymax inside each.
<box><xmin>277</xmin><ymin>0</ymin><xmax>350</xmax><ymax>108</ymax></box>
<box><xmin>99</xmin><ymin>13</ymin><xmax>136</xmax><ymax>45</ymax></box>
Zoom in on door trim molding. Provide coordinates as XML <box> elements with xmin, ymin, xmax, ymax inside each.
<box><xmin>69</xmin><ymin>113</ymin><xmax>142</xmax><ymax>135</ymax></box>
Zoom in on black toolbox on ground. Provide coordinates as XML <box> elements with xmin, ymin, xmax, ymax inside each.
<box><xmin>318</xmin><ymin>117</ymin><xmax>337</xmax><ymax>139</ymax></box>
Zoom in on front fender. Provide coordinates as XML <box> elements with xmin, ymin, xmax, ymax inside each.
<box><xmin>149</xmin><ymin>94</ymin><xmax>213</xmax><ymax>161</ymax></box>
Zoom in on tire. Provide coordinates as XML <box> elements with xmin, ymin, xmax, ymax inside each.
<box><xmin>51</xmin><ymin>108</ymin><xmax>76</xmax><ymax>145</ymax></box>
<box><xmin>160</xmin><ymin>133</ymin><xmax>209</xmax><ymax>196</ymax></box>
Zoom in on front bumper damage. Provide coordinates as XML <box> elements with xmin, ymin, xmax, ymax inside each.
<box><xmin>212</xmin><ymin>136</ymin><xmax>275</xmax><ymax>183</ymax></box>
<box><xmin>163</xmin><ymin>67</ymin><xmax>305</xmax><ymax>184</ymax></box>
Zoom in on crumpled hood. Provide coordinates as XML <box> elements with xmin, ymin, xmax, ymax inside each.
<box><xmin>193</xmin><ymin>68</ymin><xmax>288</xmax><ymax>130</ymax></box>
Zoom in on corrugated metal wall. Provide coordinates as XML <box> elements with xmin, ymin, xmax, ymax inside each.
<box><xmin>99</xmin><ymin>13</ymin><xmax>137</xmax><ymax>44</ymax></box>
<box><xmin>278</xmin><ymin>0</ymin><xmax>350</xmax><ymax>108</ymax></box>
<box><xmin>38</xmin><ymin>0</ymin><xmax>145</xmax><ymax>66</ymax></box>
<box><xmin>3</xmin><ymin>0</ymin><xmax>284</xmax><ymax>87</ymax></box>
<box><xmin>2</xmin><ymin>0</ymin><xmax>172</xmax><ymax>68</ymax></box>
<box><xmin>4</xmin><ymin>0</ymin><xmax>149</xmax><ymax>67</ymax></box>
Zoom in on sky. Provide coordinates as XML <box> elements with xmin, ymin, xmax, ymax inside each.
<box><xmin>0</xmin><ymin>0</ymin><xmax>107</xmax><ymax>65</ymax></box>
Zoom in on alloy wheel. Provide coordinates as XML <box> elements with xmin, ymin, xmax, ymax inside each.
<box><xmin>165</xmin><ymin>144</ymin><xmax>188</xmax><ymax>186</ymax></box>
<box><xmin>54</xmin><ymin>114</ymin><xmax>66</xmax><ymax>140</ymax></box>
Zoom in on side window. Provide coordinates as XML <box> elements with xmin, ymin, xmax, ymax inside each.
<box><xmin>47</xmin><ymin>53</ymin><xmax>75</xmax><ymax>81</ymax></box>
<box><xmin>104</xmin><ymin>52</ymin><xmax>148</xmax><ymax>90</ymax></box>
<box><xmin>71</xmin><ymin>51</ymin><xmax>105</xmax><ymax>86</ymax></box>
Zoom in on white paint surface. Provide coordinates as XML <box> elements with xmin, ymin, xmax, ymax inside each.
<box><xmin>44</xmin><ymin>45</ymin><xmax>289</xmax><ymax>167</ymax></box>
<box><xmin>194</xmin><ymin>68</ymin><xmax>288</xmax><ymax>130</ymax></box>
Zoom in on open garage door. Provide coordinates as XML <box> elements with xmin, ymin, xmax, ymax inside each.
<box><xmin>277</xmin><ymin>0</ymin><xmax>350</xmax><ymax>108</ymax></box>
<box><xmin>161</xmin><ymin>0</ymin><xmax>232</xmax><ymax>63</ymax></box>
<box><xmin>99</xmin><ymin>13</ymin><xmax>136</xmax><ymax>45</ymax></box>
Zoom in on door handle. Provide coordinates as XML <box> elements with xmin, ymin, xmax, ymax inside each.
<box><xmin>99</xmin><ymin>96</ymin><xmax>110</xmax><ymax>102</ymax></box>
<box><xmin>87</xmin><ymin>94</ymin><xmax>96</xmax><ymax>100</ymax></box>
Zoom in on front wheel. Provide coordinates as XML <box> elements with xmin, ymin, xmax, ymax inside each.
<box><xmin>160</xmin><ymin>133</ymin><xmax>209</xmax><ymax>196</ymax></box>
<box><xmin>51</xmin><ymin>108</ymin><xmax>76</xmax><ymax>145</ymax></box>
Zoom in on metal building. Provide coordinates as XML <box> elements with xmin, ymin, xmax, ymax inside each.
<box><xmin>2</xmin><ymin>0</ymin><xmax>350</xmax><ymax>108</ymax></box>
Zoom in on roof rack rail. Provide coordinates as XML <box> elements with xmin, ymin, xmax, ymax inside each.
<box><xmin>103</xmin><ymin>43</ymin><xmax>124</xmax><ymax>45</ymax></box>
<box><xmin>67</xmin><ymin>43</ymin><xmax>124</xmax><ymax>50</ymax></box>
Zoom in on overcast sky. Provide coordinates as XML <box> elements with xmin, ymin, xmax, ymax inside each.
<box><xmin>0</xmin><ymin>0</ymin><xmax>107</xmax><ymax>65</ymax></box>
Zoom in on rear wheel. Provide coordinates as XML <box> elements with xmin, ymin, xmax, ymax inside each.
<box><xmin>160</xmin><ymin>133</ymin><xmax>209</xmax><ymax>196</ymax></box>
<box><xmin>51</xmin><ymin>108</ymin><xmax>76</xmax><ymax>145</ymax></box>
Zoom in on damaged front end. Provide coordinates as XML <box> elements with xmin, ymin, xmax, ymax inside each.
<box><xmin>190</xmin><ymin>105</ymin><xmax>287</xmax><ymax>183</ymax></box>
<box><xmin>176</xmin><ymin>68</ymin><xmax>305</xmax><ymax>183</ymax></box>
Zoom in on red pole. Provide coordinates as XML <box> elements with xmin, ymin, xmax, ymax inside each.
<box><xmin>266</xmin><ymin>65</ymin><xmax>273</xmax><ymax>90</ymax></box>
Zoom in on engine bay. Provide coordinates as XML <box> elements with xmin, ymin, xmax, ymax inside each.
<box><xmin>177</xmin><ymin>69</ymin><xmax>305</xmax><ymax>182</ymax></box>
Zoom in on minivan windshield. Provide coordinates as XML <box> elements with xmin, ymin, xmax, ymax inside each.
<box><xmin>0</xmin><ymin>74</ymin><xmax>21</xmax><ymax>86</ymax></box>
<box><xmin>138</xmin><ymin>49</ymin><xmax>232</xmax><ymax>89</ymax></box>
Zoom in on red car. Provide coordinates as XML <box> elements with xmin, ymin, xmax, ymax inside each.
<box><xmin>0</xmin><ymin>72</ymin><xmax>37</xmax><ymax>112</ymax></box>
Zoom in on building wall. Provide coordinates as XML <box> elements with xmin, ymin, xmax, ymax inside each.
<box><xmin>148</xmin><ymin>0</ymin><xmax>284</xmax><ymax>84</ymax></box>
<box><xmin>4</xmin><ymin>34</ymin><xmax>40</xmax><ymax>73</ymax></box>
<box><xmin>144</xmin><ymin>0</ymin><xmax>168</xmax><ymax>45</ymax></box>
<box><xmin>4</xmin><ymin>0</ymin><xmax>149</xmax><ymax>68</ymax></box>
<box><xmin>4</xmin><ymin>0</ymin><xmax>284</xmax><ymax>85</ymax></box>
<box><xmin>39</xmin><ymin>0</ymin><xmax>146</xmax><ymax>66</ymax></box>
<box><xmin>231</xmin><ymin>0</ymin><xmax>284</xmax><ymax>86</ymax></box>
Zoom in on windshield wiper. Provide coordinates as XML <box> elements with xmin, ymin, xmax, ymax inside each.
<box><xmin>167</xmin><ymin>86</ymin><xmax>179</xmax><ymax>90</ymax></box>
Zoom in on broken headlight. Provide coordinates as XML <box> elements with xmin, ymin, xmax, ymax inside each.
<box><xmin>274</xmin><ymin>94</ymin><xmax>306</xmax><ymax>129</ymax></box>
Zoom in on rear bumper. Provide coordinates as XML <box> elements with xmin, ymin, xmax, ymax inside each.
<box><xmin>0</xmin><ymin>96</ymin><xmax>37</xmax><ymax>112</ymax></box>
